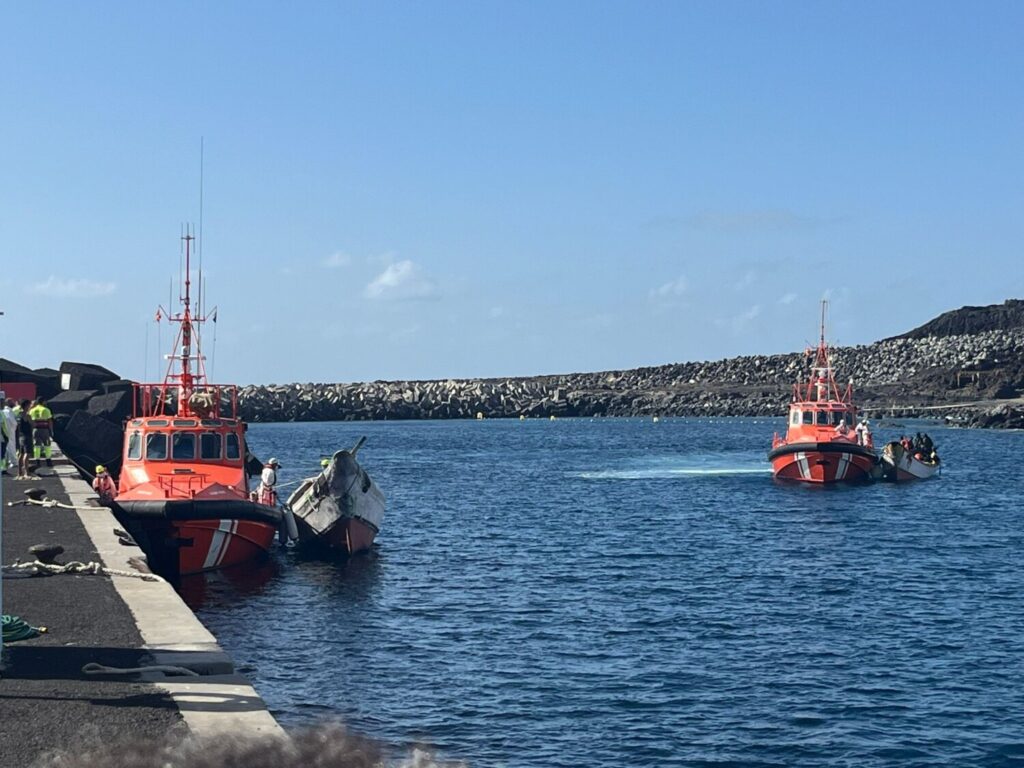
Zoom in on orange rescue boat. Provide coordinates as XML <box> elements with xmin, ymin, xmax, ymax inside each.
<box><xmin>768</xmin><ymin>302</ymin><xmax>878</xmax><ymax>484</ymax></box>
<box><xmin>114</xmin><ymin>232</ymin><xmax>281</xmax><ymax>576</ymax></box>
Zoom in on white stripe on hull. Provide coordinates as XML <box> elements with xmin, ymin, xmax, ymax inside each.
<box><xmin>203</xmin><ymin>519</ymin><xmax>235</xmax><ymax>570</ymax></box>
<box><xmin>796</xmin><ymin>452</ymin><xmax>810</xmax><ymax>480</ymax></box>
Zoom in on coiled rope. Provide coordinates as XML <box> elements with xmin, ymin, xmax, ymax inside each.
<box><xmin>2</xmin><ymin>560</ymin><xmax>165</xmax><ymax>582</ymax></box>
<box><xmin>2</xmin><ymin>614</ymin><xmax>45</xmax><ymax>642</ymax></box>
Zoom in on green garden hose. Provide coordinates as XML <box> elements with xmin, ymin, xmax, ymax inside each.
<box><xmin>2</xmin><ymin>614</ymin><xmax>45</xmax><ymax>642</ymax></box>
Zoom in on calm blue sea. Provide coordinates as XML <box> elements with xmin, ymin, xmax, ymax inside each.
<box><xmin>185</xmin><ymin>418</ymin><xmax>1024</xmax><ymax>767</ymax></box>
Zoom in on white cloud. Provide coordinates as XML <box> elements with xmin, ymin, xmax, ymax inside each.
<box><xmin>734</xmin><ymin>270</ymin><xmax>757</xmax><ymax>290</ymax></box>
<box><xmin>649</xmin><ymin>276</ymin><xmax>688</xmax><ymax>300</ymax></box>
<box><xmin>733</xmin><ymin>304</ymin><xmax>762</xmax><ymax>331</ymax></box>
<box><xmin>322</xmin><ymin>252</ymin><xmax>352</xmax><ymax>268</ymax></box>
<box><xmin>364</xmin><ymin>260</ymin><xmax>438</xmax><ymax>301</ymax></box>
<box><xmin>28</xmin><ymin>276</ymin><xmax>116</xmax><ymax>298</ymax></box>
<box><xmin>778</xmin><ymin>292</ymin><xmax>798</xmax><ymax>305</ymax></box>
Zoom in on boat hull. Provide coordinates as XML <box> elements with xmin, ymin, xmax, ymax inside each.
<box><xmin>880</xmin><ymin>443</ymin><xmax>940</xmax><ymax>482</ymax></box>
<box><xmin>114</xmin><ymin>499</ymin><xmax>281</xmax><ymax>576</ymax></box>
<box><xmin>286</xmin><ymin>449</ymin><xmax>385</xmax><ymax>555</ymax></box>
<box><xmin>768</xmin><ymin>442</ymin><xmax>877</xmax><ymax>484</ymax></box>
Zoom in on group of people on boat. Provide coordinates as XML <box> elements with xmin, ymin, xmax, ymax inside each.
<box><xmin>898</xmin><ymin>432</ymin><xmax>939</xmax><ymax>464</ymax></box>
<box><xmin>1</xmin><ymin>396</ymin><xmax>55</xmax><ymax>479</ymax></box>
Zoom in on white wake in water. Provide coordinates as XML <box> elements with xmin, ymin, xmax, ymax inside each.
<box><xmin>579</xmin><ymin>467</ymin><xmax>772</xmax><ymax>479</ymax></box>
<box><xmin>579</xmin><ymin>453</ymin><xmax>772</xmax><ymax>480</ymax></box>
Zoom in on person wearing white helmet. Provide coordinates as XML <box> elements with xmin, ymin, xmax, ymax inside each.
<box><xmin>92</xmin><ymin>464</ymin><xmax>117</xmax><ymax>505</ymax></box>
<box><xmin>257</xmin><ymin>457</ymin><xmax>281</xmax><ymax>507</ymax></box>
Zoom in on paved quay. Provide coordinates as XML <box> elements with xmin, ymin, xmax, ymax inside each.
<box><xmin>1</xmin><ymin>461</ymin><xmax>283</xmax><ymax>764</ymax></box>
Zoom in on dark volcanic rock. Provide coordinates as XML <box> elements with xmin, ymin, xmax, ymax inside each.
<box><xmin>59</xmin><ymin>361</ymin><xmax>119</xmax><ymax>392</ymax></box>
<box><xmin>891</xmin><ymin>299</ymin><xmax>1024</xmax><ymax>340</ymax></box>
<box><xmin>48</xmin><ymin>389</ymin><xmax>100</xmax><ymax>417</ymax></box>
<box><xmin>87</xmin><ymin>390</ymin><xmax>132</xmax><ymax>425</ymax></box>
<box><xmin>58</xmin><ymin>410</ymin><xmax>124</xmax><ymax>475</ymax></box>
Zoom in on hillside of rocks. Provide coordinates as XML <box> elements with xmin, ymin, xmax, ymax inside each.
<box><xmin>236</xmin><ymin>300</ymin><xmax>1024</xmax><ymax>427</ymax></box>
<box><xmin>3</xmin><ymin>300</ymin><xmax>1022</xmax><ymax>439</ymax></box>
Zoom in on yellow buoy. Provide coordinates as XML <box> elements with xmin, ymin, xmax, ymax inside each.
<box><xmin>476</xmin><ymin>412</ymin><xmax>484</xmax><ymax>420</ymax></box>
<box><xmin>549</xmin><ymin>414</ymin><xmax>556</xmax><ymax>421</ymax></box>
<box><xmin>519</xmin><ymin>414</ymin><xmax>526</xmax><ymax>421</ymax></box>
<box><xmin>653</xmin><ymin>416</ymin><xmax>660</xmax><ymax>423</ymax></box>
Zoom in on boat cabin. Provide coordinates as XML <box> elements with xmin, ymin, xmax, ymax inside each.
<box><xmin>788</xmin><ymin>403</ymin><xmax>856</xmax><ymax>429</ymax></box>
<box><xmin>119</xmin><ymin>382</ymin><xmax>250</xmax><ymax>498</ymax></box>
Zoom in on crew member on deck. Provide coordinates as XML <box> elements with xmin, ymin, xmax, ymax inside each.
<box><xmin>835</xmin><ymin>418</ymin><xmax>849</xmax><ymax>436</ymax></box>
<box><xmin>320</xmin><ymin>458</ymin><xmax>330</xmax><ymax>470</ymax></box>
<box><xmin>258</xmin><ymin>457</ymin><xmax>281</xmax><ymax>507</ymax></box>
<box><xmin>92</xmin><ymin>465</ymin><xmax>117</xmax><ymax>505</ymax></box>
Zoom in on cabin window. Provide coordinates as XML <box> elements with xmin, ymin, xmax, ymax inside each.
<box><xmin>200</xmin><ymin>433</ymin><xmax>222</xmax><ymax>460</ymax></box>
<box><xmin>802</xmin><ymin>411</ymin><xmax>815</xmax><ymax>425</ymax></box>
<box><xmin>146</xmin><ymin>433</ymin><xmax>168</xmax><ymax>460</ymax></box>
<box><xmin>127</xmin><ymin>432</ymin><xmax>142</xmax><ymax>460</ymax></box>
<box><xmin>790</xmin><ymin>410</ymin><xmax>801</xmax><ymax>426</ymax></box>
<box><xmin>225</xmin><ymin>433</ymin><xmax>240</xmax><ymax>460</ymax></box>
<box><xmin>172</xmin><ymin>433</ymin><xmax>196</xmax><ymax>460</ymax></box>
<box><xmin>174</xmin><ymin>419</ymin><xmax>197</xmax><ymax>427</ymax></box>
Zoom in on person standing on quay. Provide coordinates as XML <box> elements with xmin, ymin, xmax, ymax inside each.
<box><xmin>16</xmin><ymin>399</ymin><xmax>33</xmax><ymax>478</ymax></box>
<box><xmin>1</xmin><ymin>398</ymin><xmax>16</xmax><ymax>474</ymax></box>
<box><xmin>29</xmin><ymin>398</ymin><xmax>54</xmax><ymax>468</ymax></box>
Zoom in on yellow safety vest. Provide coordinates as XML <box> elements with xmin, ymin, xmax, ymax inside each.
<box><xmin>29</xmin><ymin>404</ymin><xmax>52</xmax><ymax>427</ymax></box>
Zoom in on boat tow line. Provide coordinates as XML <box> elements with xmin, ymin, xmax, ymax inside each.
<box><xmin>2</xmin><ymin>560</ymin><xmax>166</xmax><ymax>583</ymax></box>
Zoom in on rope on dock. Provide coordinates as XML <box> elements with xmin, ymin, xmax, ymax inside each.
<box><xmin>6</xmin><ymin>498</ymin><xmax>103</xmax><ymax>511</ymax></box>
<box><xmin>81</xmin><ymin>662</ymin><xmax>200</xmax><ymax>678</ymax></box>
<box><xmin>2</xmin><ymin>560</ymin><xmax>165</xmax><ymax>582</ymax></box>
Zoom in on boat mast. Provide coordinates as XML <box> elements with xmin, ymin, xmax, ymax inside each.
<box><xmin>159</xmin><ymin>230</ymin><xmax>207</xmax><ymax>416</ymax></box>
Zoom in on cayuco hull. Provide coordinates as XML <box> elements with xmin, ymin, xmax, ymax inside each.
<box><xmin>286</xmin><ymin>443</ymin><xmax>386</xmax><ymax>556</ymax></box>
<box><xmin>879</xmin><ymin>442</ymin><xmax>940</xmax><ymax>482</ymax></box>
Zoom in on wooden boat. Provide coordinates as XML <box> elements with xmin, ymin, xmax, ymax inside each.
<box><xmin>879</xmin><ymin>441</ymin><xmax>940</xmax><ymax>482</ymax></box>
<box><xmin>285</xmin><ymin>437</ymin><xmax>385</xmax><ymax>554</ymax></box>
<box><xmin>768</xmin><ymin>302</ymin><xmax>878</xmax><ymax>483</ymax></box>
<box><xmin>114</xmin><ymin>232</ymin><xmax>281</xmax><ymax>577</ymax></box>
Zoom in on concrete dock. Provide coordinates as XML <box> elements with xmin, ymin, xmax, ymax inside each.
<box><xmin>1</xmin><ymin>458</ymin><xmax>283</xmax><ymax>763</ymax></box>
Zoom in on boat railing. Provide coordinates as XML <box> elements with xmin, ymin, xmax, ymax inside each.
<box><xmin>133</xmin><ymin>383</ymin><xmax>239</xmax><ymax>419</ymax></box>
<box><xmin>155</xmin><ymin>471</ymin><xmax>212</xmax><ymax>498</ymax></box>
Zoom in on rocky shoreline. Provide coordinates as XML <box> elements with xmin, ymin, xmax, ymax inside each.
<box><xmin>236</xmin><ymin>327</ymin><xmax>1024</xmax><ymax>428</ymax></box>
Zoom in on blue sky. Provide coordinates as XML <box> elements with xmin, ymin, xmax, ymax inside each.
<box><xmin>2</xmin><ymin>2</ymin><xmax>1022</xmax><ymax>384</ymax></box>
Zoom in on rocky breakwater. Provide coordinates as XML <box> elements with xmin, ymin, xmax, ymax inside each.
<box><xmin>236</xmin><ymin>326</ymin><xmax>1024</xmax><ymax>424</ymax></box>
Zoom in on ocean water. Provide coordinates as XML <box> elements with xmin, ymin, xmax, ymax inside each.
<box><xmin>186</xmin><ymin>418</ymin><xmax>1024</xmax><ymax>767</ymax></box>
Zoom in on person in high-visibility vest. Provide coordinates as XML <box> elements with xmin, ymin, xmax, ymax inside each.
<box><xmin>28</xmin><ymin>398</ymin><xmax>54</xmax><ymax>467</ymax></box>
<box><xmin>92</xmin><ymin>464</ymin><xmax>117</xmax><ymax>505</ymax></box>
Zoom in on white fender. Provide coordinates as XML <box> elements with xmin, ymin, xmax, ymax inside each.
<box><xmin>281</xmin><ymin>505</ymin><xmax>299</xmax><ymax>542</ymax></box>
